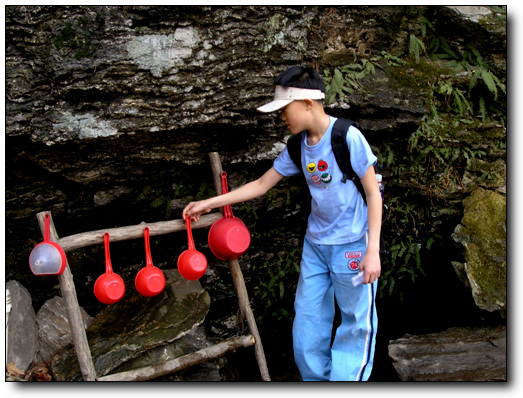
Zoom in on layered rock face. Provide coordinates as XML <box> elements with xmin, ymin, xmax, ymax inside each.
<box><xmin>5</xmin><ymin>6</ymin><xmax>506</xmax><ymax>381</ymax></box>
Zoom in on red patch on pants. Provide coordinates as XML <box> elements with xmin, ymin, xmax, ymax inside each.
<box><xmin>345</xmin><ymin>251</ymin><xmax>362</xmax><ymax>259</ymax></box>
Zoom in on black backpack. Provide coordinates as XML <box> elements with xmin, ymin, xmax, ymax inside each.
<box><xmin>287</xmin><ymin>117</ymin><xmax>387</xmax><ymax>254</ymax></box>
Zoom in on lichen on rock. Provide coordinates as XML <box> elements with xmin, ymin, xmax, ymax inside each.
<box><xmin>126</xmin><ymin>28</ymin><xmax>201</xmax><ymax>77</ymax></box>
<box><xmin>452</xmin><ymin>188</ymin><xmax>506</xmax><ymax>314</ymax></box>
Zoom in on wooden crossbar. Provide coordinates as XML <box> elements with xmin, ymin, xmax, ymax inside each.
<box><xmin>97</xmin><ymin>335</ymin><xmax>255</xmax><ymax>381</ymax></box>
<box><xmin>57</xmin><ymin>213</ymin><xmax>222</xmax><ymax>252</ymax></box>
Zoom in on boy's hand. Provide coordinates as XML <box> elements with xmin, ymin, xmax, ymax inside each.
<box><xmin>358</xmin><ymin>249</ymin><xmax>381</xmax><ymax>285</ymax></box>
<box><xmin>182</xmin><ymin>199</ymin><xmax>212</xmax><ymax>221</ymax></box>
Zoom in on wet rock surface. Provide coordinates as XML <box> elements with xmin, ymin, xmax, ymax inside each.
<box><xmin>36</xmin><ymin>296</ymin><xmax>93</xmax><ymax>364</ymax></box>
<box><xmin>389</xmin><ymin>325</ymin><xmax>506</xmax><ymax>381</ymax></box>
<box><xmin>6</xmin><ymin>281</ymin><xmax>38</xmax><ymax>373</ymax></box>
<box><xmin>49</xmin><ymin>269</ymin><xmax>211</xmax><ymax>380</ymax></box>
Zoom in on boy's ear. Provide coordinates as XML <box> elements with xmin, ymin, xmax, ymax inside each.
<box><xmin>302</xmin><ymin>99</ymin><xmax>314</xmax><ymax>109</ymax></box>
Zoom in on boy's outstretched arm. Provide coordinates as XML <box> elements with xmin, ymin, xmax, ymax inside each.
<box><xmin>359</xmin><ymin>165</ymin><xmax>382</xmax><ymax>284</ymax></box>
<box><xmin>183</xmin><ymin>167</ymin><xmax>284</xmax><ymax>221</ymax></box>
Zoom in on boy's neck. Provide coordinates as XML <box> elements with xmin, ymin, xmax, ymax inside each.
<box><xmin>306</xmin><ymin>111</ymin><xmax>331</xmax><ymax>146</ymax></box>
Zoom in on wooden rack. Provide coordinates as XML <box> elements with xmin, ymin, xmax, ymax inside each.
<box><xmin>36</xmin><ymin>152</ymin><xmax>270</xmax><ymax>381</ymax></box>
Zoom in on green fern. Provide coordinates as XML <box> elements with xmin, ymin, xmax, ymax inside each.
<box><xmin>253</xmin><ymin>246</ymin><xmax>302</xmax><ymax>321</ymax></box>
<box><xmin>452</xmin><ymin>89</ymin><xmax>472</xmax><ymax>115</ymax></box>
<box><xmin>324</xmin><ymin>67</ymin><xmax>345</xmax><ymax>103</ymax></box>
<box><xmin>323</xmin><ymin>57</ymin><xmax>378</xmax><ymax>104</ymax></box>
<box><xmin>481</xmin><ymin>68</ymin><xmax>502</xmax><ymax>100</ymax></box>
<box><xmin>409</xmin><ymin>34</ymin><xmax>426</xmax><ymax>63</ymax></box>
<box><xmin>428</xmin><ymin>36</ymin><xmax>458</xmax><ymax>61</ymax></box>
<box><xmin>420</xmin><ymin>16</ymin><xmax>433</xmax><ymax>38</ymax></box>
<box><xmin>371</xmin><ymin>51</ymin><xmax>407</xmax><ymax>67</ymax></box>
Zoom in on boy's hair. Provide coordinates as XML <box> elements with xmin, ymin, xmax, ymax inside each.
<box><xmin>274</xmin><ymin>66</ymin><xmax>326</xmax><ymax>94</ymax></box>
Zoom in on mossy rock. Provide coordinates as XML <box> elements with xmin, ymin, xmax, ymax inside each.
<box><xmin>452</xmin><ymin>188</ymin><xmax>506</xmax><ymax>314</ymax></box>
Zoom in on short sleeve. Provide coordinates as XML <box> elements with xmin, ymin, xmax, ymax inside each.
<box><xmin>273</xmin><ymin>142</ymin><xmax>302</xmax><ymax>177</ymax></box>
<box><xmin>346</xmin><ymin>126</ymin><xmax>377</xmax><ymax>178</ymax></box>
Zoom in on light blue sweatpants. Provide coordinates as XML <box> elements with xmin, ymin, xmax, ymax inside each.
<box><xmin>293</xmin><ymin>234</ymin><xmax>378</xmax><ymax>381</ymax></box>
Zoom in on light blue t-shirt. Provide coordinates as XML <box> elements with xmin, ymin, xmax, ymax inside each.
<box><xmin>273</xmin><ymin>116</ymin><xmax>377</xmax><ymax>245</ymax></box>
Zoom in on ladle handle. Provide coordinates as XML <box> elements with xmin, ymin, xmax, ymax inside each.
<box><xmin>103</xmin><ymin>233</ymin><xmax>114</xmax><ymax>274</ymax></box>
<box><xmin>220</xmin><ymin>171</ymin><xmax>233</xmax><ymax>219</ymax></box>
<box><xmin>185</xmin><ymin>217</ymin><xmax>196</xmax><ymax>251</ymax></box>
<box><xmin>144</xmin><ymin>227</ymin><xmax>154</xmax><ymax>268</ymax></box>
<box><xmin>44</xmin><ymin>214</ymin><xmax>51</xmax><ymax>242</ymax></box>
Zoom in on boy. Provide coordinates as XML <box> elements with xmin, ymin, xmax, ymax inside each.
<box><xmin>183</xmin><ymin>66</ymin><xmax>381</xmax><ymax>381</ymax></box>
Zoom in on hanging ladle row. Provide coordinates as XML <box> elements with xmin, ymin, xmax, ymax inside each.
<box><xmin>95</xmin><ymin>216</ymin><xmax>214</xmax><ymax>305</ymax></box>
<box><xmin>29</xmin><ymin>172</ymin><xmax>251</xmax><ymax>305</ymax></box>
<box><xmin>94</xmin><ymin>171</ymin><xmax>250</xmax><ymax>305</ymax></box>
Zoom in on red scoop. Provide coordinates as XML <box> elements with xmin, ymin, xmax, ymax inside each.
<box><xmin>135</xmin><ymin>227</ymin><xmax>165</xmax><ymax>297</ymax></box>
<box><xmin>178</xmin><ymin>217</ymin><xmax>207</xmax><ymax>280</ymax></box>
<box><xmin>94</xmin><ymin>233</ymin><xmax>125</xmax><ymax>305</ymax></box>
<box><xmin>208</xmin><ymin>171</ymin><xmax>251</xmax><ymax>260</ymax></box>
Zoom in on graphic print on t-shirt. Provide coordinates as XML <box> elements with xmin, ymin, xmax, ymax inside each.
<box><xmin>321</xmin><ymin>173</ymin><xmax>332</xmax><ymax>183</ymax></box>
<box><xmin>308</xmin><ymin>157</ymin><xmax>332</xmax><ymax>189</ymax></box>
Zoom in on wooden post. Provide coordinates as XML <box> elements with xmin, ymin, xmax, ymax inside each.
<box><xmin>208</xmin><ymin>152</ymin><xmax>271</xmax><ymax>381</ymax></box>
<box><xmin>36</xmin><ymin>211</ymin><xmax>97</xmax><ymax>381</ymax></box>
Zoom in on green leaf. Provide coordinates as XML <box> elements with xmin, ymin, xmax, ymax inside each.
<box><xmin>409</xmin><ymin>34</ymin><xmax>425</xmax><ymax>63</ymax></box>
<box><xmin>439</xmin><ymin>37</ymin><xmax>458</xmax><ymax>59</ymax></box>
<box><xmin>151</xmin><ymin>197</ymin><xmax>167</xmax><ymax>208</ymax></box>
<box><xmin>481</xmin><ymin>68</ymin><xmax>498</xmax><ymax>99</ymax></box>
<box><xmin>491</xmin><ymin>73</ymin><xmax>506</xmax><ymax>94</ymax></box>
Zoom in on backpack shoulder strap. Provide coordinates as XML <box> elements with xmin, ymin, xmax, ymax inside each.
<box><xmin>331</xmin><ymin>118</ymin><xmax>368</xmax><ymax>205</ymax></box>
<box><xmin>287</xmin><ymin>131</ymin><xmax>304</xmax><ymax>172</ymax></box>
<box><xmin>331</xmin><ymin>118</ymin><xmax>355</xmax><ymax>184</ymax></box>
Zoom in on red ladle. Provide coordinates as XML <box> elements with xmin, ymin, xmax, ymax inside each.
<box><xmin>29</xmin><ymin>214</ymin><xmax>67</xmax><ymax>276</ymax></box>
<box><xmin>94</xmin><ymin>233</ymin><xmax>125</xmax><ymax>305</ymax></box>
<box><xmin>177</xmin><ymin>217</ymin><xmax>207</xmax><ymax>280</ymax></box>
<box><xmin>135</xmin><ymin>227</ymin><xmax>165</xmax><ymax>297</ymax></box>
<box><xmin>208</xmin><ymin>171</ymin><xmax>251</xmax><ymax>261</ymax></box>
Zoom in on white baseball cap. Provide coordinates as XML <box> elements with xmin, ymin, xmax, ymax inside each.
<box><xmin>257</xmin><ymin>85</ymin><xmax>325</xmax><ymax>113</ymax></box>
